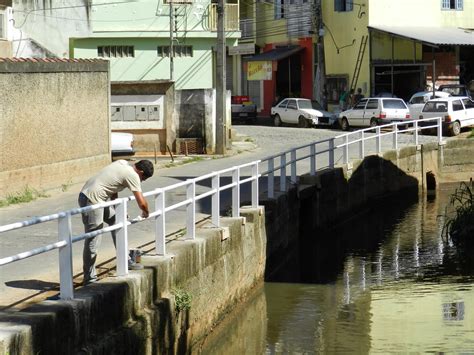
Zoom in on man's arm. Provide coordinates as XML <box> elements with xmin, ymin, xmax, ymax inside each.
<box><xmin>133</xmin><ymin>191</ymin><xmax>149</xmax><ymax>218</ymax></box>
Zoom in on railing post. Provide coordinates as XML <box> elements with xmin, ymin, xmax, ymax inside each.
<box><xmin>186</xmin><ymin>180</ymin><xmax>196</xmax><ymax>239</ymax></box>
<box><xmin>393</xmin><ymin>124</ymin><xmax>398</xmax><ymax>150</ymax></box>
<box><xmin>212</xmin><ymin>173</ymin><xmax>220</xmax><ymax>227</ymax></box>
<box><xmin>343</xmin><ymin>135</ymin><xmax>349</xmax><ymax>165</ymax></box>
<box><xmin>414</xmin><ymin>120</ymin><xmax>419</xmax><ymax>146</ymax></box>
<box><xmin>359</xmin><ymin>131</ymin><xmax>365</xmax><ymax>159</ymax></box>
<box><xmin>291</xmin><ymin>149</ymin><xmax>297</xmax><ymax>183</ymax></box>
<box><xmin>376</xmin><ymin>127</ymin><xmax>381</xmax><ymax>154</ymax></box>
<box><xmin>268</xmin><ymin>158</ymin><xmax>275</xmax><ymax>198</ymax></box>
<box><xmin>116</xmin><ymin>199</ymin><xmax>128</xmax><ymax>276</ymax></box>
<box><xmin>437</xmin><ymin>117</ymin><xmax>443</xmax><ymax>145</ymax></box>
<box><xmin>155</xmin><ymin>189</ymin><xmax>166</xmax><ymax>255</ymax></box>
<box><xmin>280</xmin><ymin>153</ymin><xmax>286</xmax><ymax>191</ymax></box>
<box><xmin>329</xmin><ymin>139</ymin><xmax>335</xmax><ymax>168</ymax></box>
<box><xmin>310</xmin><ymin>144</ymin><xmax>316</xmax><ymax>176</ymax></box>
<box><xmin>251</xmin><ymin>162</ymin><xmax>259</xmax><ymax>208</ymax></box>
<box><xmin>58</xmin><ymin>213</ymin><xmax>74</xmax><ymax>300</ymax></box>
<box><xmin>232</xmin><ymin>168</ymin><xmax>240</xmax><ymax>217</ymax></box>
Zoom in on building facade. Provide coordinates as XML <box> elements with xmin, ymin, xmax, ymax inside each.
<box><xmin>322</xmin><ymin>0</ymin><xmax>474</xmax><ymax>107</ymax></box>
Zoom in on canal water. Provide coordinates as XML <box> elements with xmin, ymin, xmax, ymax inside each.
<box><xmin>200</xmin><ymin>185</ymin><xmax>474</xmax><ymax>354</ymax></box>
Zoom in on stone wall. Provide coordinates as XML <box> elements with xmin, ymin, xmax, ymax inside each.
<box><xmin>0</xmin><ymin>58</ymin><xmax>110</xmax><ymax>198</ymax></box>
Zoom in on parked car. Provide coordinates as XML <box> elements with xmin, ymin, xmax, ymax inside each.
<box><xmin>419</xmin><ymin>97</ymin><xmax>474</xmax><ymax>136</ymax></box>
<box><xmin>408</xmin><ymin>91</ymin><xmax>451</xmax><ymax>120</ymax></box>
<box><xmin>271</xmin><ymin>98</ymin><xmax>338</xmax><ymax>128</ymax></box>
<box><xmin>111</xmin><ymin>132</ymin><xmax>135</xmax><ymax>156</ymax></box>
<box><xmin>231</xmin><ymin>95</ymin><xmax>257</xmax><ymax>124</ymax></box>
<box><xmin>438</xmin><ymin>84</ymin><xmax>472</xmax><ymax>100</ymax></box>
<box><xmin>338</xmin><ymin>97</ymin><xmax>410</xmax><ymax>130</ymax></box>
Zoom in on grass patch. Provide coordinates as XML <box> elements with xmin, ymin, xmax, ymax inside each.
<box><xmin>469</xmin><ymin>128</ymin><xmax>474</xmax><ymax>138</ymax></box>
<box><xmin>0</xmin><ymin>186</ymin><xmax>49</xmax><ymax>207</ymax></box>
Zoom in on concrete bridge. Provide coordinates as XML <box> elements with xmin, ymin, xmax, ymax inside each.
<box><xmin>1</xmin><ymin>123</ymin><xmax>473</xmax><ymax>354</ymax></box>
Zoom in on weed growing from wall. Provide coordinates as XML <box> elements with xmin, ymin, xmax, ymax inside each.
<box><xmin>172</xmin><ymin>288</ymin><xmax>192</xmax><ymax>313</ymax></box>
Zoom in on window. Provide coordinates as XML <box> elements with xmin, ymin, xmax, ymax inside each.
<box><xmin>365</xmin><ymin>99</ymin><xmax>378</xmax><ymax>110</ymax></box>
<box><xmin>452</xmin><ymin>100</ymin><xmax>464</xmax><ymax>111</ymax></box>
<box><xmin>287</xmin><ymin>100</ymin><xmax>297</xmax><ymax>109</ymax></box>
<box><xmin>0</xmin><ymin>9</ymin><xmax>6</xmax><ymax>39</ymax></box>
<box><xmin>334</xmin><ymin>0</ymin><xmax>353</xmax><ymax>12</ymax></box>
<box><xmin>383</xmin><ymin>99</ymin><xmax>407</xmax><ymax>109</ymax></box>
<box><xmin>462</xmin><ymin>98</ymin><xmax>474</xmax><ymax>109</ymax></box>
<box><xmin>278</xmin><ymin>99</ymin><xmax>289</xmax><ymax>108</ymax></box>
<box><xmin>157</xmin><ymin>45</ymin><xmax>193</xmax><ymax>57</ymax></box>
<box><xmin>441</xmin><ymin>0</ymin><xmax>463</xmax><ymax>10</ymax></box>
<box><xmin>275</xmin><ymin>0</ymin><xmax>285</xmax><ymax>19</ymax></box>
<box><xmin>97</xmin><ymin>46</ymin><xmax>135</xmax><ymax>58</ymax></box>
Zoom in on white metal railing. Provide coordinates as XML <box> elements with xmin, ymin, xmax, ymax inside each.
<box><xmin>260</xmin><ymin>117</ymin><xmax>444</xmax><ymax>198</ymax></box>
<box><xmin>0</xmin><ymin>117</ymin><xmax>444</xmax><ymax>300</ymax></box>
<box><xmin>0</xmin><ymin>161</ymin><xmax>260</xmax><ymax>300</ymax></box>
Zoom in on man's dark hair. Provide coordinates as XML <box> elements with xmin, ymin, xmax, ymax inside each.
<box><xmin>135</xmin><ymin>160</ymin><xmax>154</xmax><ymax>179</ymax></box>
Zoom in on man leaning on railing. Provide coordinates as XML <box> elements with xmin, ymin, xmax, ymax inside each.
<box><xmin>78</xmin><ymin>159</ymin><xmax>154</xmax><ymax>285</ymax></box>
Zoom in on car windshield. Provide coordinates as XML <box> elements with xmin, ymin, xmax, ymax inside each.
<box><xmin>382</xmin><ymin>99</ymin><xmax>407</xmax><ymax>109</ymax></box>
<box><xmin>298</xmin><ymin>100</ymin><xmax>312</xmax><ymax>109</ymax></box>
<box><xmin>311</xmin><ymin>100</ymin><xmax>323</xmax><ymax>110</ymax></box>
<box><xmin>423</xmin><ymin>101</ymin><xmax>448</xmax><ymax>113</ymax></box>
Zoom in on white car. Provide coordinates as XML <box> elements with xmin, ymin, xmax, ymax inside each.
<box><xmin>408</xmin><ymin>91</ymin><xmax>451</xmax><ymax>120</ymax></box>
<box><xmin>419</xmin><ymin>97</ymin><xmax>474</xmax><ymax>136</ymax></box>
<box><xmin>111</xmin><ymin>132</ymin><xmax>135</xmax><ymax>156</ymax></box>
<box><xmin>338</xmin><ymin>97</ymin><xmax>410</xmax><ymax>131</ymax></box>
<box><xmin>271</xmin><ymin>98</ymin><xmax>338</xmax><ymax>128</ymax></box>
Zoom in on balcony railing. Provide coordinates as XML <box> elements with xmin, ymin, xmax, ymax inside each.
<box><xmin>209</xmin><ymin>4</ymin><xmax>240</xmax><ymax>31</ymax></box>
<box><xmin>240</xmin><ymin>18</ymin><xmax>254</xmax><ymax>40</ymax></box>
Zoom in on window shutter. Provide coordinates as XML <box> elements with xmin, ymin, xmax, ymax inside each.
<box><xmin>334</xmin><ymin>0</ymin><xmax>340</xmax><ymax>11</ymax></box>
<box><xmin>346</xmin><ymin>0</ymin><xmax>353</xmax><ymax>10</ymax></box>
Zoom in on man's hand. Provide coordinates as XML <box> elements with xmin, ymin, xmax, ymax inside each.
<box><xmin>133</xmin><ymin>191</ymin><xmax>149</xmax><ymax>219</ymax></box>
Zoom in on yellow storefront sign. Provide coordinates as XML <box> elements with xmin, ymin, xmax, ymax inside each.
<box><xmin>247</xmin><ymin>61</ymin><xmax>272</xmax><ymax>81</ymax></box>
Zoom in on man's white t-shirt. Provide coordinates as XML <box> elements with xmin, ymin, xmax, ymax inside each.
<box><xmin>81</xmin><ymin>160</ymin><xmax>141</xmax><ymax>203</ymax></box>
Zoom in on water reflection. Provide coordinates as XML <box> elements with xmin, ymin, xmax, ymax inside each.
<box><xmin>200</xmin><ymin>185</ymin><xmax>474</xmax><ymax>353</ymax></box>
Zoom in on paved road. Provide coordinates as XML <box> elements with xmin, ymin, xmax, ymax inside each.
<box><xmin>0</xmin><ymin>124</ymin><xmax>441</xmax><ymax>307</ymax></box>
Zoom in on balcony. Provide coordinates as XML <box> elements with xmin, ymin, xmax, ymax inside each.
<box><xmin>209</xmin><ymin>4</ymin><xmax>240</xmax><ymax>31</ymax></box>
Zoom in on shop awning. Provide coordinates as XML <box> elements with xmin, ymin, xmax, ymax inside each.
<box><xmin>245</xmin><ymin>45</ymin><xmax>304</xmax><ymax>61</ymax></box>
<box><xmin>368</xmin><ymin>26</ymin><xmax>474</xmax><ymax>47</ymax></box>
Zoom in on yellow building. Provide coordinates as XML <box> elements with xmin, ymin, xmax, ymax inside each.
<box><xmin>322</xmin><ymin>0</ymin><xmax>474</xmax><ymax>105</ymax></box>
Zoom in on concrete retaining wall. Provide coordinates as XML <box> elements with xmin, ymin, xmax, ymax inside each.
<box><xmin>0</xmin><ymin>59</ymin><xmax>111</xmax><ymax>198</ymax></box>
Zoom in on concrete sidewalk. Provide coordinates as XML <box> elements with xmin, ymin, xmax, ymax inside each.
<box><xmin>0</xmin><ymin>135</ymin><xmax>258</xmax><ymax>309</ymax></box>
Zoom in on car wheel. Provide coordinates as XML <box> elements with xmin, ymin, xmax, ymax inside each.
<box><xmin>449</xmin><ymin>121</ymin><xmax>461</xmax><ymax>136</ymax></box>
<box><xmin>274</xmin><ymin>114</ymin><xmax>282</xmax><ymax>127</ymax></box>
<box><xmin>370</xmin><ymin>118</ymin><xmax>378</xmax><ymax>128</ymax></box>
<box><xmin>298</xmin><ymin>116</ymin><xmax>309</xmax><ymax>128</ymax></box>
<box><xmin>340</xmin><ymin>117</ymin><xmax>349</xmax><ymax>131</ymax></box>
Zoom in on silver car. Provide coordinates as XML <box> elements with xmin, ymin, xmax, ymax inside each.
<box><xmin>338</xmin><ymin>98</ymin><xmax>410</xmax><ymax>131</ymax></box>
<box><xmin>271</xmin><ymin>98</ymin><xmax>338</xmax><ymax>128</ymax></box>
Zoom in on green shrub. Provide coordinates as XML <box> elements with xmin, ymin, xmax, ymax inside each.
<box><xmin>443</xmin><ymin>179</ymin><xmax>474</xmax><ymax>244</ymax></box>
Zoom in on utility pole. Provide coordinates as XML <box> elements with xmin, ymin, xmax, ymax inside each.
<box><xmin>170</xmin><ymin>0</ymin><xmax>174</xmax><ymax>81</ymax></box>
<box><xmin>215</xmin><ymin>0</ymin><xmax>226</xmax><ymax>154</ymax></box>
<box><xmin>314</xmin><ymin>0</ymin><xmax>326</xmax><ymax>109</ymax></box>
